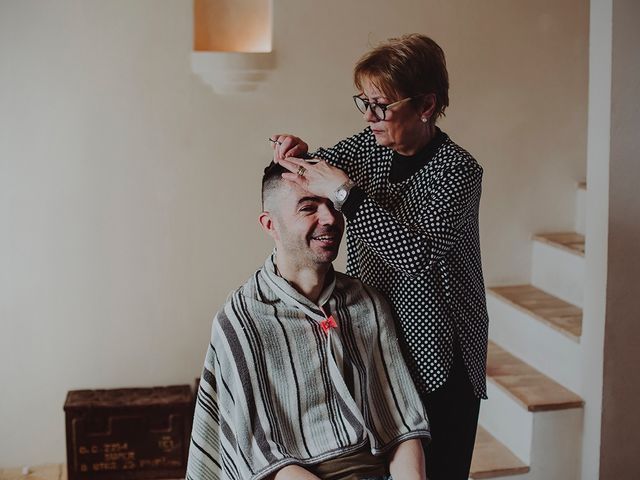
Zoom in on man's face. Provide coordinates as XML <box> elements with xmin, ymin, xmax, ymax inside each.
<box><xmin>262</xmin><ymin>182</ymin><xmax>344</xmax><ymax>268</ymax></box>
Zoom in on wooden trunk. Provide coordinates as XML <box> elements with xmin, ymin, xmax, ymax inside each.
<box><xmin>64</xmin><ymin>386</ymin><xmax>193</xmax><ymax>480</ymax></box>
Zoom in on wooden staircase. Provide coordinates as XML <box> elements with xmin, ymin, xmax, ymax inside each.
<box><xmin>471</xmin><ymin>427</ymin><xmax>529</xmax><ymax>479</ymax></box>
<box><xmin>531</xmin><ymin>232</ymin><xmax>585</xmax><ymax>256</ymax></box>
<box><xmin>469</xmin><ymin>182</ymin><xmax>587</xmax><ymax>479</ymax></box>
<box><xmin>484</xmin><ymin>341</ymin><xmax>583</xmax><ymax>413</ymax></box>
<box><xmin>489</xmin><ymin>285</ymin><xmax>582</xmax><ymax>340</ymax></box>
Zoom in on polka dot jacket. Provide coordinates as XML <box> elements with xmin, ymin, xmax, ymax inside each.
<box><xmin>314</xmin><ymin>127</ymin><xmax>488</xmax><ymax>399</ymax></box>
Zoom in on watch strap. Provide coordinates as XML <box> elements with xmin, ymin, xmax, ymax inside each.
<box><xmin>333</xmin><ymin>180</ymin><xmax>356</xmax><ymax>211</ymax></box>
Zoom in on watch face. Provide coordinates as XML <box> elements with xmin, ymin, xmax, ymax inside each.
<box><xmin>336</xmin><ymin>189</ymin><xmax>347</xmax><ymax>202</ymax></box>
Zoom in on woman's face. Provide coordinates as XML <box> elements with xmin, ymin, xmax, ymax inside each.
<box><xmin>360</xmin><ymin>79</ymin><xmax>427</xmax><ymax>155</ymax></box>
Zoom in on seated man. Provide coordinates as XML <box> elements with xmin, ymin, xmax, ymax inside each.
<box><xmin>187</xmin><ymin>162</ymin><xmax>430</xmax><ymax>480</ymax></box>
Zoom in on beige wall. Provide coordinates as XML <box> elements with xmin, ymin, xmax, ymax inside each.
<box><xmin>0</xmin><ymin>0</ymin><xmax>588</xmax><ymax>466</ymax></box>
<box><xmin>600</xmin><ymin>0</ymin><xmax>640</xmax><ymax>477</ymax></box>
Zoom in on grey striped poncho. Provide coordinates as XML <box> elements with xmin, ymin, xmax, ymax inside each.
<box><xmin>187</xmin><ymin>254</ymin><xmax>430</xmax><ymax>480</ymax></box>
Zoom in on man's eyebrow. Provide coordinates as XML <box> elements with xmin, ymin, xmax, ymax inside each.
<box><xmin>297</xmin><ymin>196</ymin><xmax>323</xmax><ymax>205</ymax></box>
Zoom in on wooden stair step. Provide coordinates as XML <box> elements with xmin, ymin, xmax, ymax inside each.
<box><xmin>488</xmin><ymin>284</ymin><xmax>582</xmax><ymax>340</ymax></box>
<box><xmin>487</xmin><ymin>341</ymin><xmax>584</xmax><ymax>412</ymax></box>
<box><xmin>532</xmin><ymin>231</ymin><xmax>585</xmax><ymax>256</ymax></box>
<box><xmin>470</xmin><ymin>426</ymin><xmax>530</xmax><ymax>478</ymax></box>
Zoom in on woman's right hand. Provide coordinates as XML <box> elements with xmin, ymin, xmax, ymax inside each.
<box><xmin>270</xmin><ymin>134</ymin><xmax>309</xmax><ymax>162</ymax></box>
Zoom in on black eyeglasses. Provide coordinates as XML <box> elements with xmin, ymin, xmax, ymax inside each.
<box><xmin>352</xmin><ymin>95</ymin><xmax>415</xmax><ymax>121</ymax></box>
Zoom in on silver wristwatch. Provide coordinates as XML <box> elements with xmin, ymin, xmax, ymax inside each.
<box><xmin>332</xmin><ymin>180</ymin><xmax>356</xmax><ymax>211</ymax></box>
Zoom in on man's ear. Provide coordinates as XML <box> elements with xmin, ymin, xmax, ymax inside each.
<box><xmin>259</xmin><ymin>211</ymin><xmax>277</xmax><ymax>240</ymax></box>
<box><xmin>419</xmin><ymin>93</ymin><xmax>437</xmax><ymax>120</ymax></box>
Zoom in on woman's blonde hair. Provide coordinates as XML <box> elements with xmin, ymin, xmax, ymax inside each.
<box><xmin>354</xmin><ymin>34</ymin><xmax>449</xmax><ymax>122</ymax></box>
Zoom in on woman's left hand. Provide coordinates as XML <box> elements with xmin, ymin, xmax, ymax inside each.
<box><xmin>279</xmin><ymin>157</ymin><xmax>351</xmax><ymax>199</ymax></box>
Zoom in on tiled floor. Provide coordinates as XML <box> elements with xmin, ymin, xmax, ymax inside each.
<box><xmin>0</xmin><ymin>464</ymin><xmax>66</xmax><ymax>480</ymax></box>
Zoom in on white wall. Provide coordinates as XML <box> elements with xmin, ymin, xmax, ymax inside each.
<box><xmin>0</xmin><ymin>0</ymin><xmax>588</xmax><ymax>466</ymax></box>
<box><xmin>579</xmin><ymin>1</ymin><xmax>611</xmax><ymax>477</ymax></box>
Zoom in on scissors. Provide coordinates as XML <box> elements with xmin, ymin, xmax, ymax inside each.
<box><xmin>269</xmin><ymin>138</ymin><xmax>318</xmax><ymax>162</ymax></box>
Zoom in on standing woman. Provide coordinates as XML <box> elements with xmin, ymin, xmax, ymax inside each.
<box><xmin>272</xmin><ymin>34</ymin><xmax>488</xmax><ymax>480</ymax></box>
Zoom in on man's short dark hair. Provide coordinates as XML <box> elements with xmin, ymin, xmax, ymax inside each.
<box><xmin>261</xmin><ymin>161</ymin><xmax>288</xmax><ymax>210</ymax></box>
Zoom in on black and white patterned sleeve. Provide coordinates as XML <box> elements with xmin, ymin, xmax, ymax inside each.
<box><xmin>312</xmin><ymin>128</ymin><xmax>372</xmax><ymax>176</ymax></box>
<box><xmin>350</xmin><ymin>161</ymin><xmax>482</xmax><ymax>278</ymax></box>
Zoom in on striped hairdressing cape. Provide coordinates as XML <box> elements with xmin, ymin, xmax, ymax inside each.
<box><xmin>187</xmin><ymin>253</ymin><xmax>430</xmax><ymax>480</ymax></box>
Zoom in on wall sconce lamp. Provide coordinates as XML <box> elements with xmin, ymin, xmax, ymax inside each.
<box><xmin>191</xmin><ymin>0</ymin><xmax>275</xmax><ymax>94</ymax></box>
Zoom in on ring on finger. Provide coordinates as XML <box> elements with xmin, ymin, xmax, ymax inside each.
<box><xmin>297</xmin><ymin>166</ymin><xmax>307</xmax><ymax>177</ymax></box>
